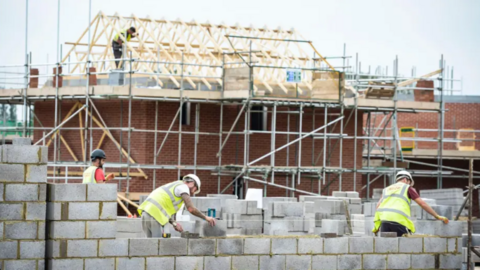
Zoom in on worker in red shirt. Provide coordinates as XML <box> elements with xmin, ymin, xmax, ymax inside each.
<box><xmin>373</xmin><ymin>171</ymin><xmax>449</xmax><ymax>236</ymax></box>
<box><xmin>82</xmin><ymin>149</ymin><xmax>115</xmax><ymax>184</ymax></box>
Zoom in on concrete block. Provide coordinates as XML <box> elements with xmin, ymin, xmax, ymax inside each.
<box><xmin>195</xmin><ymin>219</ymin><xmax>227</xmax><ymax>237</ymax></box>
<box><xmin>26</xmin><ymin>165</ymin><xmax>47</xmax><ymax>183</ymax></box>
<box><xmin>86</xmin><ymin>221</ymin><xmax>116</xmax><ymax>239</ymax></box>
<box><xmin>5</xmin><ymin>183</ymin><xmax>39</xmax><ymax>201</ymax></box>
<box><xmin>188</xmin><ymin>239</ymin><xmax>215</xmax><ymax>255</ymax></box>
<box><xmin>374</xmin><ymin>237</ymin><xmax>398</xmax><ymax>253</ymax></box>
<box><xmin>69</xmin><ymin>202</ymin><xmax>100</xmax><ymax>220</ymax></box>
<box><xmin>312</xmin><ymin>255</ymin><xmax>337</xmax><ymax>270</ymax></box>
<box><xmin>440</xmin><ymin>254</ymin><xmax>463</xmax><ymax>269</ymax></box>
<box><xmin>298</xmin><ymin>238</ymin><xmax>323</xmax><ymax>254</ymax></box>
<box><xmin>129</xmin><ymin>238</ymin><xmax>158</xmax><ymax>256</ymax></box>
<box><xmin>116</xmin><ymin>257</ymin><xmax>145</xmax><ymax>270</ymax></box>
<box><xmin>86</xmin><ymin>184</ymin><xmax>117</xmax><ymax>201</ymax></box>
<box><xmin>100</xmin><ymin>202</ymin><xmax>117</xmax><ymax>219</ymax></box>
<box><xmin>26</xmin><ymin>202</ymin><xmax>47</xmax><ymax>220</ymax></box>
<box><xmin>244</xmin><ymin>238</ymin><xmax>270</xmax><ymax>254</ymax></box>
<box><xmin>411</xmin><ymin>254</ymin><xmax>435</xmax><ymax>269</ymax></box>
<box><xmin>117</xmin><ymin>217</ymin><xmax>143</xmax><ymax>232</ymax></box>
<box><xmin>39</xmin><ymin>183</ymin><xmax>46</xmax><ymax>201</ymax></box>
<box><xmin>260</xmin><ymin>255</ymin><xmax>286</xmax><ymax>270</ymax></box>
<box><xmin>321</xmin><ymin>219</ymin><xmax>346</xmax><ymax>235</ymax></box>
<box><xmin>349</xmin><ymin>237</ymin><xmax>373</xmax><ymax>253</ymax></box>
<box><xmin>324</xmin><ymin>237</ymin><xmax>348</xmax><ymax>254</ymax></box>
<box><xmin>99</xmin><ymin>239</ymin><xmax>128</xmax><ymax>256</ymax></box>
<box><xmin>2</xmin><ymin>145</ymin><xmax>43</xmax><ymax>164</ymax></box>
<box><xmin>67</xmin><ymin>240</ymin><xmax>98</xmax><ymax>257</ymax></box>
<box><xmin>362</xmin><ymin>254</ymin><xmax>386</xmax><ymax>269</ymax></box>
<box><xmin>0</xmin><ymin>241</ymin><xmax>18</xmax><ymax>259</ymax></box>
<box><xmin>332</xmin><ymin>191</ymin><xmax>347</xmax><ymax>197</ymax></box>
<box><xmin>38</xmin><ymin>221</ymin><xmax>45</xmax><ymax>240</ymax></box>
<box><xmin>398</xmin><ymin>237</ymin><xmax>422</xmax><ymax>253</ymax></box>
<box><xmin>217</xmin><ymin>238</ymin><xmax>243</xmax><ymax>255</ymax></box>
<box><xmin>4</xmin><ymin>260</ymin><xmax>37</xmax><ymax>269</ymax></box>
<box><xmin>146</xmin><ymin>257</ymin><xmax>174</xmax><ymax>270</ymax></box>
<box><xmin>274</xmin><ymin>202</ymin><xmax>305</xmax><ymax>217</ymax></box>
<box><xmin>176</xmin><ymin>257</ymin><xmax>204</xmax><ymax>270</ymax></box>
<box><xmin>0</xmin><ymin>222</ymin><xmax>3</xmax><ymax>239</ymax></box>
<box><xmin>338</xmin><ymin>255</ymin><xmax>362</xmax><ymax>269</ymax></box>
<box><xmin>20</xmin><ymin>240</ymin><xmax>45</xmax><ymax>259</ymax></box>
<box><xmin>424</xmin><ymin>237</ymin><xmax>447</xmax><ymax>253</ymax></box>
<box><xmin>286</xmin><ymin>255</ymin><xmax>312</xmax><ymax>270</ymax></box>
<box><xmin>0</xmin><ymin>203</ymin><xmax>24</xmax><ymax>220</ymax></box>
<box><xmin>158</xmin><ymin>238</ymin><xmax>187</xmax><ymax>255</ymax></box>
<box><xmin>272</xmin><ymin>238</ymin><xmax>297</xmax><ymax>254</ymax></box>
<box><xmin>224</xmin><ymin>199</ymin><xmax>247</xmax><ymax>214</ymax></box>
<box><xmin>205</xmin><ymin>256</ymin><xmax>231</xmax><ymax>270</ymax></box>
<box><xmin>5</xmin><ymin>221</ymin><xmax>37</xmax><ymax>239</ymax></box>
<box><xmin>48</xmin><ymin>259</ymin><xmax>84</xmax><ymax>270</ymax></box>
<box><xmin>232</xmin><ymin>255</ymin><xmax>258</xmax><ymax>270</ymax></box>
<box><xmin>415</xmin><ymin>220</ymin><xmax>463</xmax><ymax>237</ymax></box>
<box><xmin>49</xmin><ymin>221</ymin><xmax>85</xmax><ymax>239</ymax></box>
<box><xmin>246</xmin><ymin>200</ymin><xmax>262</xmax><ymax>215</ymax></box>
<box><xmin>85</xmin><ymin>258</ymin><xmax>115</xmax><ymax>270</ymax></box>
<box><xmin>48</xmin><ymin>184</ymin><xmax>86</xmax><ymax>202</ymax></box>
<box><xmin>13</xmin><ymin>137</ymin><xmax>32</xmax><ymax>145</ymax></box>
<box><xmin>0</xmin><ymin>164</ymin><xmax>25</xmax><ymax>182</ymax></box>
<box><xmin>387</xmin><ymin>254</ymin><xmax>410</xmax><ymax>269</ymax></box>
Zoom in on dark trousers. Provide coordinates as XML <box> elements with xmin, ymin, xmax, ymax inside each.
<box><xmin>380</xmin><ymin>221</ymin><xmax>411</xmax><ymax>237</ymax></box>
<box><xmin>112</xmin><ymin>41</ymin><xmax>123</xmax><ymax>68</ymax></box>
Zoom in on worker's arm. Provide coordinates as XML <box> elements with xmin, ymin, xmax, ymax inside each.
<box><xmin>414</xmin><ymin>197</ymin><xmax>449</xmax><ymax>224</ymax></box>
<box><xmin>182</xmin><ymin>194</ymin><xmax>216</xmax><ymax>226</ymax></box>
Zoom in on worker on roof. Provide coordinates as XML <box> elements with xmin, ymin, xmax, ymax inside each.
<box><xmin>373</xmin><ymin>170</ymin><xmax>449</xmax><ymax>237</ymax></box>
<box><xmin>138</xmin><ymin>174</ymin><xmax>216</xmax><ymax>238</ymax></box>
<box><xmin>112</xmin><ymin>26</ymin><xmax>137</xmax><ymax>68</ymax></box>
<box><xmin>82</xmin><ymin>149</ymin><xmax>115</xmax><ymax>184</ymax></box>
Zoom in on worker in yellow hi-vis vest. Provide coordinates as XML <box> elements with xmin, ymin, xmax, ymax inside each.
<box><xmin>112</xmin><ymin>26</ymin><xmax>137</xmax><ymax>68</ymax></box>
<box><xmin>138</xmin><ymin>174</ymin><xmax>216</xmax><ymax>238</ymax></box>
<box><xmin>373</xmin><ymin>171</ymin><xmax>449</xmax><ymax>237</ymax></box>
<box><xmin>83</xmin><ymin>149</ymin><xmax>115</xmax><ymax>184</ymax></box>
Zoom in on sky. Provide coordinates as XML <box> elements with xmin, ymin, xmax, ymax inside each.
<box><xmin>0</xmin><ymin>0</ymin><xmax>479</xmax><ymax>94</ymax></box>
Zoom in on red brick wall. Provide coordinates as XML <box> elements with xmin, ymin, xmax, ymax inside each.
<box><xmin>34</xmin><ymin>100</ymin><xmax>363</xmax><ymax>197</ymax></box>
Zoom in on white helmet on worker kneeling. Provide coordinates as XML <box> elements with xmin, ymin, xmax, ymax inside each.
<box><xmin>183</xmin><ymin>174</ymin><xmax>201</xmax><ymax>195</ymax></box>
<box><xmin>396</xmin><ymin>170</ymin><xmax>414</xmax><ymax>187</ymax></box>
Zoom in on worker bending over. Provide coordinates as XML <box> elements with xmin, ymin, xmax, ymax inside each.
<box><xmin>373</xmin><ymin>171</ymin><xmax>449</xmax><ymax>236</ymax></box>
<box><xmin>138</xmin><ymin>174</ymin><xmax>216</xmax><ymax>238</ymax></box>
<box><xmin>82</xmin><ymin>149</ymin><xmax>115</xmax><ymax>184</ymax></box>
<box><xmin>112</xmin><ymin>26</ymin><xmax>137</xmax><ymax>68</ymax></box>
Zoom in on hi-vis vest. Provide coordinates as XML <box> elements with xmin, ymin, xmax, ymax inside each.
<box><xmin>83</xmin><ymin>166</ymin><xmax>98</xmax><ymax>184</ymax></box>
<box><xmin>138</xmin><ymin>181</ymin><xmax>185</xmax><ymax>226</ymax></box>
<box><xmin>113</xmin><ymin>29</ymin><xmax>132</xmax><ymax>43</ymax></box>
<box><xmin>373</xmin><ymin>182</ymin><xmax>416</xmax><ymax>233</ymax></box>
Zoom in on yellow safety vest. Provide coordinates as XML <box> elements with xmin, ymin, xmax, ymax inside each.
<box><xmin>83</xmin><ymin>166</ymin><xmax>98</xmax><ymax>184</ymax></box>
<box><xmin>373</xmin><ymin>182</ymin><xmax>416</xmax><ymax>233</ymax></box>
<box><xmin>138</xmin><ymin>181</ymin><xmax>185</xmax><ymax>226</ymax></box>
<box><xmin>114</xmin><ymin>29</ymin><xmax>132</xmax><ymax>43</ymax></box>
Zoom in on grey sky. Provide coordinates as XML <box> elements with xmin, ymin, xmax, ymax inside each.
<box><xmin>1</xmin><ymin>0</ymin><xmax>479</xmax><ymax>94</ymax></box>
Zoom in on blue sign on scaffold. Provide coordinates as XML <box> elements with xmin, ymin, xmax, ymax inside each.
<box><xmin>286</xmin><ymin>69</ymin><xmax>302</xmax><ymax>83</ymax></box>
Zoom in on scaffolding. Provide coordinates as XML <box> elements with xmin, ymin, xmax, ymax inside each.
<box><xmin>0</xmin><ymin>7</ymin><xmax>474</xmax><ymax>201</ymax></box>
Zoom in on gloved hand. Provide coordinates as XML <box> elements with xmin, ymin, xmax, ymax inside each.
<box><xmin>436</xmin><ymin>215</ymin><xmax>449</xmax><ymax>224</ymax></box>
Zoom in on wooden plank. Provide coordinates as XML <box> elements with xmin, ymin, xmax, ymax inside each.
<box><xmin>397</xmin><ymin>69</ymin><xmax>442</xmax><ymax>87</ymax></box>
<box><xmin>117</xmin><ymin>197</ymin><xmax>132</xmax><ymax>216</ymax></box>
<box><xmin>117</xmin><ymin>192</ymin><xmax>149</xmax><ymax>201</ymax></box>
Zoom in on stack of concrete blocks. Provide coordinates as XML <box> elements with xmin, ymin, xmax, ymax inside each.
<box><xmin>222</xmin><ymin>199</ymin><xmax>263</xmax><ymax>235</ymax></box>
<box><xmin>421</xmin><ymin>188</ymin><xmax>466</xmax><ymax>216</ymax></box>
<box><xmin>264</xmin><ymin>198</ymin><xmax>315</xmax><ymax>235</ymax></box>
<box><xmin>46</xmin><ymin>183</ymin><xmax>118</xmax><ymax>269</ymax></box>
<box><xmin>331</xmin><ymin>191</ymin><xmax>362</xmax><ymax>215</ymax></box>
<box><xmin>410</xmin><ymin>197</ymin><xmax>456</xmax><ymax>221</ymax></box>
<box><xmin>179</xmin><ymin>196</ymin><xmax>228</xmax><ymax>237</ymax></box>
<box><xmin>351</xmin><ymin>214</ymin><xmax>365</xmax><ymax>236</ymax></box>
<box><xmin>363</xmin><ymin>202</ymin><xmax>377</xmax><ymax>236</ymax></box>
<box><xmin>117</xmin><ymin>217</ymin><xmax>144</xmax><ymax>238</ymax></box>
<box><xmin>0</xmin><ymin>138</ymin><xmax>48</xmax><ymax>270</ymax></box>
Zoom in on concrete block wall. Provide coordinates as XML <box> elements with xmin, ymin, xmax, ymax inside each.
<box><xmin>46</xmin><ymin>235</ymin><xmax>463</xmax><ymax>270</ymax></box>
<box><xmin>0</xmin><ymin>138</ymin><xmax>48</xmax><ymax>270</ymax></box>
<box><xmin>46</xmin><ymin>183</ymin><xmax>118</xmax><ymax>265</ymax></box>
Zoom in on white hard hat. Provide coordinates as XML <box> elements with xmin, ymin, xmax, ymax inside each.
<box><xmin>183</xmin><ymin>174</ymin><xmax>201</xmax><ymax>195</ymax></box>
<box><xmin>396</xmin><ymin>170</ymin><xmax>414</xmax><ymax>186</ymax></box>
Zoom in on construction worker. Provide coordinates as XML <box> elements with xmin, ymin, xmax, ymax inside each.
<box><xmin>82</xmin><ymin>149</ymin><xmax>115</xmax><ymax>184</ymax></box>
<box><xmin>138</xmin><ymin>174</ymin><xmax>216</xmax><ymax>238</ymax></box>
<box><xmin>373</xmin><ymin>170</ymin><xmax>449</xmax><ymax>237</ymax></box>
<box><xmin>112</xmin><ymin>26</ymin><xmax>137</xmax><ymax>68</ymax></box>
